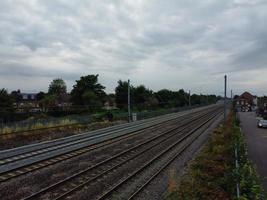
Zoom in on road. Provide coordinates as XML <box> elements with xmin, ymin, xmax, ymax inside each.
<box><xmin>239</xmin><ymin>112</ymin><xmax>267</xmax><ymax>190</ymax></box>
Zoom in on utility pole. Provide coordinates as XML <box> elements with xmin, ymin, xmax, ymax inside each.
<box><xmin>189</xmin><ymin>90</ymin><xmax>191</xmax><ymax>107</ymax></box>
<box><xmin>231</xmin><ymin>90</ymin><xmax>233</xmax><ymax>100</ymax></box>
<box><xmin>224</xmin><ymin>75</ymin><xmax>227</xmax><ymax>123</ymax></box>
<box><xmin>128</xmin><ymin>79</ymin><xmax>131</xmax><ymax>122</ymax></box>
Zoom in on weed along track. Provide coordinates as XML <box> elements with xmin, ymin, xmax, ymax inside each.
<box><xmin>94</xmin><ymin>111</ymin><xmax>221</xmax><ymax>200</ymax></box>
<box><xmin>0</xmin><ymin>105</ymin><xmax>223</xmax><ymax>200</ymax></box>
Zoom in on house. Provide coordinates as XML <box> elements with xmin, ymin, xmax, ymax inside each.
<box><xmin>11</xmin><ymin>89</ymin><xmax>74</xmax><ymax>113</ymax></box>
<box><xmin>103</xmin><ymin>101</ymin><xmax>117</xmax><ymax>110</ymax></box>
<box><xmin>19</xmin><ymin>93</ymin><xmax>40</xmax><ymax>112</ymax></box>
<box><xmin>103</xmin><ymin>94</ymin><xmax>117</xmax><ymax>110</ymax></box>
<box><xmin>257</xmin><ymin>96</ymin><xmax>267</xmax><ymax>116</ymax></box>
<box><xmin>234</xmin><ymin>92</ymin><xmax>257</xmax><ymax>112</ymax></box>
<box><xmin>10</xmin><ymin>90</ymin><xmax>39</xmax><ymax>111</ymax></box>
<box><xmin>56</xmin><ymin>93</ymin><xmax>72</xmax><ymax>107</ymax></box>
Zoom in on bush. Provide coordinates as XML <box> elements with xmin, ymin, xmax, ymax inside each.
<box><xmin>233</xmin><ymin>120</ymin><xmax>265</xmax><ymax>200</ymax></box>
<box><xmin>165</xmin><ymin>112</ymin><xmax>266</xmax><ymax>200</ymax></box>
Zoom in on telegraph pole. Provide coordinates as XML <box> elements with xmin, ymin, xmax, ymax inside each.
<box><xmin>189</xmin><ymin>90</ymin><xmax>191</xmax><ymax>107</ymax></box>
<box><xmin>128</xmin><ymin>79</ymin><xmax>131</xmax><ymax>122</ymax></box>
<box><xmin>224</xmin><ymin>75</ymin><xmax>227</xmax><ymax>123</ymax></box>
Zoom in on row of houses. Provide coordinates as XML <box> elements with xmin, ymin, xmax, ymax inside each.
<box><xmin>11</xmin><ymin>91</ymin><xmax>36</xmax><ymax>111</ymax></box>
<box><xmin>12</xmin><ymin>91</ymin><xmax>69</xmax><ymax>112</ymax></box>
<box><xmin>11</xmin><ymin>90</ymin><xmax>117</xmax><ymax>113</ymax></box>
<box><xmin>234</xmin><ymin>91</ymin><xmax>267</xmax><ymax>116</ymax></box>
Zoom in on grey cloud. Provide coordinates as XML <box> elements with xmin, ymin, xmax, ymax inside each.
<box><xmin>0</xmin><ymin>0</ymin><xmax>267</xmax><ymax>95</ymax></box>
<box><xmin>231</xmin><ymin>38</ymin><xmax>267</xmax><ymax>70</ymax></box>
<box><xmin>0</xmin><ymin>61</ymin><xmax>80</xmax><ymax>80</ymax></box>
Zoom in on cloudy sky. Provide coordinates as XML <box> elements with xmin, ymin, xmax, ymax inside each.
<box><xmin>0</xmin><ymin>0</ymin><xmax>266</xmax><ymax>96</ymax></box>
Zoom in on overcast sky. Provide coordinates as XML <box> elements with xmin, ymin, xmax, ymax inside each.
<box><xmin>0</xmin><ymin>0</ymin><xmax>266</xmax><ymax>96</ymax></box>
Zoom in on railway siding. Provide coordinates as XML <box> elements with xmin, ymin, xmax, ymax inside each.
<box><xmin>0</xmin><ymin>105</ymin><xmax>214</xmax><ymax>176</ymax></box>
<box><xmin>0</xmin><ymin>104</ymin><xmax>213</xmax><ymax>160</ymax></box>
<box><xmin>0</xmin><ymin>104</ymin><xmax>223</xmax><ymax>200</ymax></box>
<box><xmin>21</xmin><ymin>106</ymin><xmax>222</xmax><ymax>200</ymax></box>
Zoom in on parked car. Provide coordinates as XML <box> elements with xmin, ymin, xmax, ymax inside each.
<box><xmin>258</xmin><ymin>119</ymin><xmax>267</xmax><ymax>128</ymax></box>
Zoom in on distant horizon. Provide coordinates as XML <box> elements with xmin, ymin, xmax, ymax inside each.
<box><xmin>3</xmin><ymin>77</ymin><xmax>265</xmax><ymax>98</ymax></box>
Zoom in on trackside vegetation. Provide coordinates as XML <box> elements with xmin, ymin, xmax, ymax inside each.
<box><xmin>0</xmin><ymin>74</ymin><xmax>220</xmax><ymax>124</ymax></box>
<box><xmin>165</xmin><ymin>112</ymin><xmax>266</xmax><ymax>200</ymax></box>
<box><xmin>0</xmin><ymin>120</ymin><xmax>125</xmax><ymax>150</ymax></box>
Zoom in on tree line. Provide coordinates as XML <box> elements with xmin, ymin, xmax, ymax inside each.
<box><xmin>0</xmin><ymin>74</ymin><xmax>220</xmax><ymax>121</ymax></box>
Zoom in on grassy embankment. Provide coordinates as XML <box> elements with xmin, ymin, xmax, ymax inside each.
<box><xmin>0</xmin><ymin>108</ymin><xmax>161</xmax><ymax>149</ymax></box>
<box><xmin>0</xmin><ymin>118</ymin><xmax>125</xmax><ymax>150</ymax></box>
<box><xmin>166</xmin><ymin>112</ymin><xmax>266</xmax><ymax>200</ymax></box>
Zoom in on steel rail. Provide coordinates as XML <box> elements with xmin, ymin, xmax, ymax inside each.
<box><xmin>23</xmin><ymin>107</ymin><xmax>222</xmax><ymax>200</ymax></box>
<box><xmin>0</xmin><ymin>117</ymin><xmax>186</xmax><ymax>182</ymax></box>
<box><xmin>0</xmin><ymin>111</ymin><xmax>183</xmax><ymax>160</ymax></box>
<box><xmin>23</xmin><ymin>108</ymin><xmax>218</xmax><ymax>200</ymax></box>
<box><xmin>1</xmin><ymin>105</ymin><xmax>215</xmax><ymax>163</ymax></box>
<box><xmin>57</xmin><ymin>109</ymin><xmax>222</xmax><ymax>200</ymax></box>
<box><xmin>96</xmin><ymin>110</ymin><xmax>221</xmax><ymax>200</ymax></box>
<box><xmin>0</xmin><ymin>115</ymin><xmax>181</xmax><ymax>165</ymax></box>
<box><xmin>0</xmin><ymin>105</ymin><xmax>210</xmax><ymax>161</ymax></box>
<box><xmin>127</xmin><ymin>111</ymin><xmax>223</xmax><ymax>200</ymax></box>
<box><xmin>0</xmin><ymin>108</ymin><xmax>217</xmax><ymax>182</ymax></box>
<box><xmin>0</xmin><ymin>105</ymin><xmax>203</xmax><ymax>137</ymax></box>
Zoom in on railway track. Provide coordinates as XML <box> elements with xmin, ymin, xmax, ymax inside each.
<box><xmin>0</xmin><ymin>111</ymin><xmax>184</xmax><ymax>160</ymax></box>
<box><xmin>21</xmin><ymin>106</ymin><xmax>222</xmax><ymax>200</ymax></box>
<box><xmin>0</xmin><ymin>106</ymin><xmax>213</xmax><ymax>182</ymax></box>
<box><xmin>101</xmin><ymin>110</ymin><xmax>222</xmax><ymax>200</ymax></box>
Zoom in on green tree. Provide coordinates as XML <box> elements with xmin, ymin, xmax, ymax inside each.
<box><xmin>173</xmin><ymin>89</ymin><xmax>188</xmax><ymax>107</ymax></box>
<box><xmin>189</xmin><ymin>94</ymin><xmax>218</xmax><ymax>105</ymax></box>
<box><xmin>145</xmin><ymin>96</ymin><xmax>159</xmax><ymax>109</ymax></box>
<box><xmin>106</xmin><ymin>93</ymin><xmax>116</xmax><ymax>107</ymax></box>
<box><xmin>39</xmin><ymin>95</ymin><xmax>56</xmax><ymax>112</ymax></box>
<box><xmin>155</xmin><ymin>89</ymin><xmax>188</xmax><ymax>108</ymax></box>
<box><xmin>82</xmin><ymin>91</ymin><xmax>102</xmax><ymax>110</ymax></box>
<box><xmin>36</xmin><ymin>91</ymin><xmax>46</xmax><ymax>101</ymax></box>
<box><xmin>0</xmin><ymin>89</ymin><xmax>14</xmax><ymax>120</ymax></box>
<box><xmin>71</xmin><ymin>75</ymin><xmax>106</xmax><ymax>111</ymax></box>
<box><xmin>48</xmin><ymin>78</ymin><xmax>67</xmax><ymax>96</ymax></box>
<box><xmin>10</xmin><ymin>90</ymin><xmax>22</xmax><ymax>108</ymax></box>
<box><xmin>155</xmin><ymin>89</ymin><xmax>174</xmax><ymax>107</ymax></box>
<box><xmin>132</xmin><ymin>85</ymin><xmax>153</xmax><ymax>110</ymax></box>
<box><xmin>115</xmin><ymin>80</ymin><xmax>132</xmax><ymax>110</ymax></box>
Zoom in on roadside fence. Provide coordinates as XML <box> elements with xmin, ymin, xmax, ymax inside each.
<box><xmin>0</xmin><ymin>104</ymin><xmax>206</xmax><ymax>135</ymax></box>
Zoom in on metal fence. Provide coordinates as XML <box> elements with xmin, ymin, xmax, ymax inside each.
<box><xmin>0</xmin><ymin>104</ymin><xmax>206</xmax><ymax>134</ymax></box>
<box><xmin>135</xmin><ymin>105</ymin><xmax>201</xmax><ymax>120</ymax></box>
<box><xmin>0</xmin><ymin>115</ymin><xmax>93</xmax><ymax>134</ymax></box>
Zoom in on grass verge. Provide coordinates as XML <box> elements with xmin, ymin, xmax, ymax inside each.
<box><xmin>0</xmin><ymin>120</ymin><xmax>125</xmax><ymax>150</ymax></box>
<box><xmin>165</xmin><ymin>112</ymin><xmax>266</xmax><ymax>200</ymax></box>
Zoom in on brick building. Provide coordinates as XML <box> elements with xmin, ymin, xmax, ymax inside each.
<box><xmin>234</xmin><ymin>92</ymin><xmax>257</xmax><ymax>112</ymax></box>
